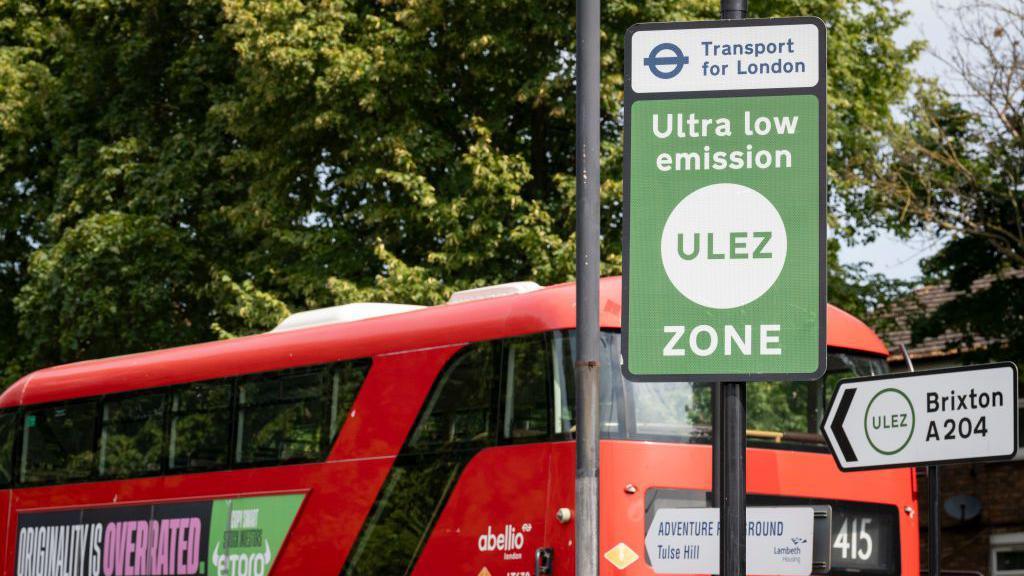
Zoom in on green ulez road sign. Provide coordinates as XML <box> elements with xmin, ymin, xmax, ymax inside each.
<box><xmin>623</xmin><ymin>17</ymin><xmax>827</xmax><ymax>381</ymax></box>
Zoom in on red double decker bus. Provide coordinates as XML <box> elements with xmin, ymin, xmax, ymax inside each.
<box><xmin>0</xmin><ymin>277</ymin><xmax>917</xmax><ymax>576</ymax></box>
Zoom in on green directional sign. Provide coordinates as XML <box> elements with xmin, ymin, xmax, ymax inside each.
<box><xmin>623</xmin><ymin>18</ymin><xmax>827</xmax><ymax>381</ymax></box>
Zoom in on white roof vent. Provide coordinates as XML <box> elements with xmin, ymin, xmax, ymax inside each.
<box><xmin>448</xmin><ymin>281</ymin><xmax>543</xmax><ymax>304</ymax></box>
<box><xmin>272</xmin><ymin>303</ymin><xmax>425</xmax><ymax>332</ymax></box>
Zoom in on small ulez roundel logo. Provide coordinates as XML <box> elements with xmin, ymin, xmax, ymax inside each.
<box><xmin>864</xmin><ymin>388</ymin><xmax>916</xmax><ymax>455</ymax></box>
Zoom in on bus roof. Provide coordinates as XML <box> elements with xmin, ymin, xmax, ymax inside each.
<box><xmin>0</xmin><ymin>276</ymin><xmax>888</xmax><ymax>408</ymax></box>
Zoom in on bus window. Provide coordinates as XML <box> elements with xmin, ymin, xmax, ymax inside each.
<box><xmin>409</xmin><ymin>343</ymin><xmax>499</xmax><ymax>449</ymax></box>
<box><xmin>501</xmin><ymin>336</ymin><xmax>551</xmax><ymax>440</ymax></box>
<box><xmin>552</xmin><ymin>333</ymin><xmax>573</xmax><ymax>435</ymax></box>
<box><xmin>346</xmin><ymin>342</ymin><xmax>499</xmax><ymax>575</ymax></box>
<box><xmin>235</xmin><ymin>360</ymin><xmax>369</xmax><ymax>465</ymax></box>
<box><xmin>630</xmin><ymin>379</ymin><xmax>712</xmax><ymax>439</ymax></box>
<box><xmin>99</xmin><ymin>392</ymin><xmax>167</xmax><ymax>479</ymax></box>
<box><xmin>237</xmin><ymin>368</ymin><xmax>327</xmax><ymax>465</ymax></box>
<box><xmin>552</xmin><ymin>331</ymin><xmax>624</xmax><ymax>437</ymax></box>
<box><xmin>0</xmin><ymin>411</ymin><xmax>14</xmax><ymax>486</ymax></box>
<box><xmin>21</xmin><ymin>401</ymin><xmax>98</xmax><ymax>484</ymax></box>
<box><xmin>745</xmin><ymin>352</ymin><xmax>890</xmax><ymax>445</ymax></box>
<box><xmin>169</xmin><ymin>381</ymin><xmax>231</xmax><ymax>472</ymax></box>
<box><xmin>328</xmin><ymin>360</ymin><xmax>372</xmax><ymax>439</ymax></box>
<box><xmin>556</xmin><ymin>330</ymin><xmax>889</xmax><ymax>447</ymax></box>
<box><xmin>821</xmin><ymin>351</ymin><xmax>890</xmax><ymax>399</ymax></box>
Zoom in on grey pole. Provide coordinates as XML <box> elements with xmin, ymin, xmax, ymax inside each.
<box><xmin>901</xmin><ymin>345</ymin><xmax>940</xmax><ymax>576</ymax></box>
<box><xmin>575</xmin><ymin>0</ymin><xmax>601</xmax><ymax>573</ymax></box>
<box><xmin>711</xmin><ymin>382</ymin><xmax>722</xmax><ymax>576</ymax></box>
<box><xmin>712</xmin><ymin>382</ymin><xmax>722</xmax><ymax>506</ymax></box>
<box><xmin>929</xmin><ymin>457</ymin><xmax>941</xmax><ymax>576</ymax></box>
<box><xmin>721</xmin><ymin>0</ymin><xmax>747</xmax><ymax>19</ymax></box>
<box><xmin>720</xmin><ymin>381</ymin><xmax>746</xmax><ymax>576</ymax></box>
<box><xmin>717</xmin><ymin>7</ymin><xmax>746</xmax><ymax>576</ymax></box>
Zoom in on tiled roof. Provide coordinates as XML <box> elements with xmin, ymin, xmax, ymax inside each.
<box><xmin>881</xmin><ymin>271</ymin><xmax>1022</xmax><ymax>363</ymax></box>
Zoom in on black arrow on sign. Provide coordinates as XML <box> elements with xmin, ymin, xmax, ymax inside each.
<box><xmin>831</xmin><ymin>387</ymin><xmax>858</xmax><ymax>462</ymax></box>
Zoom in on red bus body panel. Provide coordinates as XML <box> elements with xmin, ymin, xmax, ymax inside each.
<box><xmin>0</xmin><ymin>277</ymin><xmax>887</xmax><ymax>408</ymax></box>
<box><xmin>0</xmin><ymin>277</ymin><xmax>913</xmax><ymax>576</ymax></box>
<box><xmin>596</xmin><ymin>442</ymin><xmax>918</xmax><ymax>575</ymax></box>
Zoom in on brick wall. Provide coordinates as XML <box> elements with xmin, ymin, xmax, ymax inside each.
<box><xmin>918</xmin><ymin>460</ymin><xmax>1024</xmax><ymax>574</ymax></box>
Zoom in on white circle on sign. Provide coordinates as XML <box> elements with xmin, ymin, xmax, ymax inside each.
<box><xmin>864</xmin><ymin>388</ymin><xmax>915</xmax><ymax>455</ymax></box>
<box><xmin>659</xmin><ymin>183</ymin><xmax>787</xmax><ymax>309</ymax></box>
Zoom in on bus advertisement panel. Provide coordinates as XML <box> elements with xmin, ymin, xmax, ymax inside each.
<box><xmin>15</xmin><ymin>494</ymin><xmax>303</xmax><ymax>576</ymax></box>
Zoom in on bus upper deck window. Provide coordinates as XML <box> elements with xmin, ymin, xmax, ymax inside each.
<box><xmin>232</xmin><ymin>360</ymin><xmax>369</xmax><ymax>466</ymax></box>
<box><xmin>328</xmin><ymin>360</ymin><xmax>371</xmax><ymax>440</ymax></box>
<box><xmin>21</xmin><ymin>401</ymin><xmax>98</xmax><ymax>484</ymax></box>
<box><xmin>99</xmin><ymin>392</ymin><xmax>166</xmax><ymax>479</ymax></box>
<box><xmin>410</xmin><ymin>342</ymin><xmax>498</xmax><ymax>449</ymax></box>
<box><xmin>552</xmin><ymin>330</ymin><xmax>889</xmax><ymax>446</ymax></box>
<box><xmin>0</xmin><ymin>411</ymin><xmax>14</xmax><ymax>487</ymax></box>
<box><xmin>501</xmin><ymin>336</ymin><xmax>551</xmax><ymax>441</ymax></box>
<box><xmin>551</xmin><ymin>331</ymin><xmax>622</xmax><ymax>437</ymax></box>
<box><xmin>169</xmin><ymin>381</ymin><xmax>231</xmax><ymax>471</ymax></box>
<box><xmin>236</xmin><ymin>366</ymin><xmax>330</xmax><ymax>465</ymax></box>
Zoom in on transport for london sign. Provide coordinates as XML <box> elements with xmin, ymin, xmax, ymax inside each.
<box><xmin>622</xmin><ymin>18</ymin><xmax>827</xmax><ymax>381</ymax></box>
<box><xmin>823</xmin><ymin>363</ymin><xmax>1019</xmax><ymax>471</ymax></box>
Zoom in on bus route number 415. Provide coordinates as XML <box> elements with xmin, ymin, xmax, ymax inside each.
<box><xmin>833</xmin><ymin>517</ymin><xmax>873</xmax><ymax>562</ymax></box>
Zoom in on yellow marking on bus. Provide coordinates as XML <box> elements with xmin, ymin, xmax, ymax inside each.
<box><xmin>747</xmin><ymin>429</ymin><xmax>784</xmax><ymax>442</ymax></box>
<box><xmin>604</xmin><ymin>542</ymin><xmax>639</xmax><ymax>570</ymax></box>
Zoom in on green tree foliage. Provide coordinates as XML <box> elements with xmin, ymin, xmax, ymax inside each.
<box><xmin>1</xmin><ymin>0</ymin><xmax>919</xmax><ymax>383</ymax></box>
<box><xmin>861</xmin><ymin>0</ymin><xmax>1024</xmax><ymax>360</ymax></box>
<box><xmin>826</xmin><ymin>237</ymin><xmax>910</xmax><ymax>332</ymax></box>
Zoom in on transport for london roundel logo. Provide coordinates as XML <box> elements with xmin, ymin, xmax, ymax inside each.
<box><xmin>660</xmin><ymin>183</ymin><xmax>787</xmax><ymax>309</ymax></box>
<box><xmin>644</xmin><ymin>43</ymin><xmax>689</xmax><ymax>79</ymax></box>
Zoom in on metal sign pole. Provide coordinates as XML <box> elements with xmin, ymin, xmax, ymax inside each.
<box><xmin>711</xmin><ymin>382</ymin><xmax>723</xmax><ymax>576</ymax></box>
<box><xmin>575</xmin><ymin>0</ymin><xmax>602</xmax><ymax>573</ymax></box>
<box><xmin>720</xmin><ymin>381</ymin><xmax>747</xmax><ymax>576</ymax></box>
<box><xmin>901</xmin><ymin>345</ymin><xmax>940</xmax><ymax>576</ymax></box>
<box><xmin>712</xmin><ymin>382</ymin><xmax>722</xmax><ymax>506</ymax></box>
<box><xmin>716</xmin><ymin>4</ymin><xmax>748</xmax><ymax>576</ymax></box>
<box><xmin>929</xmin><ymin>463</ymin><xmax>941</xmax><ymax>576</ymax></box>
<box><xmin>721</xmin><ymin>0</ymin><xmax>748</xmax><ymax>19</ymax></box>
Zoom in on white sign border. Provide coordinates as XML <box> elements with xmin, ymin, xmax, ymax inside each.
<box><xmin>630</xmin><ymin>23</ymin><xmax>821</xmax><ymax>93</ymax></box>
<box><xmin>644</xmin><ymin>506</ymin><xmax>817</xmax><ymax>575</ymax></box>
<box><xmin>821</xmin><ymin>362</ymin><xmax>1020</xmax><ymax>471</ymax></box>
<box><xmin>620</xmin><ymin>16</ymin><xmax>829</xmax><ymax>383</ymax></box>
